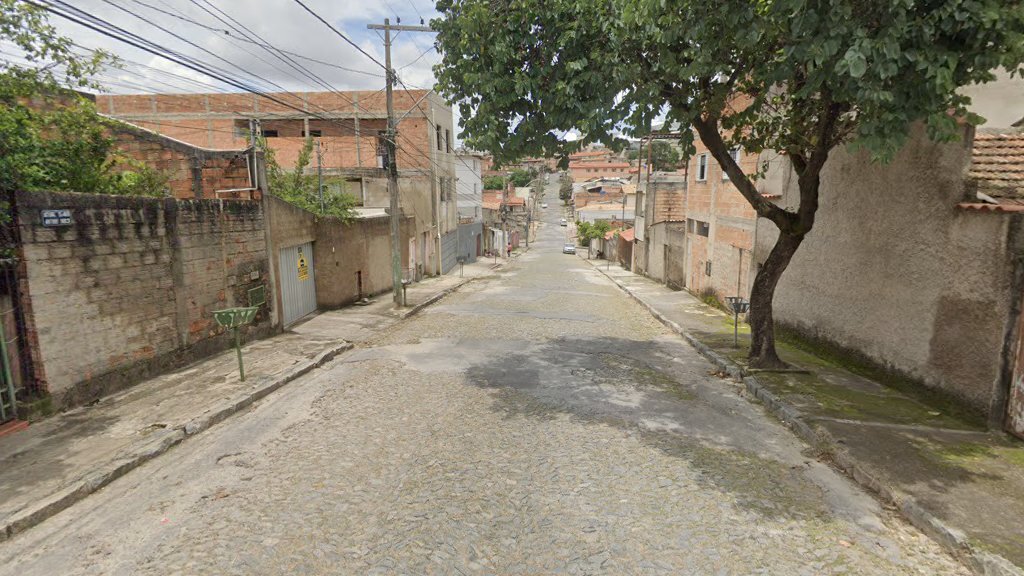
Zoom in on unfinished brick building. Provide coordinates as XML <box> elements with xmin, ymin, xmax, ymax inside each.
<box><xmin>97</xmin><ymin>90</ymin><xmax>459</xmax><ymax>277</ymax></box>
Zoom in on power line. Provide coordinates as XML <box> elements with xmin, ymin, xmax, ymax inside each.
<box><xmin>25</xmin><ymin>2</ymin><xmax>453</xmax><ymax>180</ymax></box>
<box><xmin>291</xmin><ymin>0</ymin><xmax>387</xmax><ymax>71</ymax></box>
<box><xmin>398</xmin><ymin>42</ymin><xmax>436</xmax><ymax>71</ymax></box>
<box><xmin>127</xmin><ymin>0</ymin><xmax>381</xmax><ymax>77</ymax></box>
<box><xmin>33</xmin><ymin>0</ymin><xmax>399</xmax><ymax>150</ymax></box>
<box><xmin>188</xmin><ymin>0</ymin><xmax>376</xmax><ymax>119</ymax></box>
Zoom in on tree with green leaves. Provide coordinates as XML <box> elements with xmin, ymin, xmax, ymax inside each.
<box><xmin>559</xmin><ymin>172</ymin><xmax>573</xmax><ymax>204</ymax></box>
<box><xmin>260</xmin><ymin>136</ymin><xmax>356</xmax><ymax>220</ymax></box>
<box><xmin>508</xmin><ymin>168</ymin><xmax>536</xmax><ymax>187</ymax></box>
<box><xmin>648</xmin><ymin>141</ymin><xmax>681</xmax><ymax>172</ymax></box>
<box><xmin>435</xmin><ymin>0</ymin><xmax>1024</xmax><ymax>368</ymax></box>
<box><xmin>483</xmin><ymin>175</ymin><xmax>505</xmax><ymax>190</ymax></box>
<box><xmin>0</xmin><ymin>1</ymin><xmax>167</xmax><ymax>201</ymax></box>
<box><xmin>576</xmin><ymin>220</ymin><xmax>611</xmax><ymax>247</ymax></box>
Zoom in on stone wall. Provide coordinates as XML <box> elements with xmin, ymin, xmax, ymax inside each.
<box><xmin>16</xmin><ymin>190</ymin><xmax>273</xmax><ymax>409</ymax></box>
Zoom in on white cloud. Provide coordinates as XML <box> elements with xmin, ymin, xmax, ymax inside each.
<box><xmin>38</xmin><ymin>0</ymin><xmax>440</xmax><ymax>95</ymax></box>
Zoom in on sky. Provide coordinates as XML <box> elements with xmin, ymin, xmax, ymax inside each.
<box><xmin>15</xmin><ymin>0</ymin><xmax>444</xmax><ymax>117</ymax></box>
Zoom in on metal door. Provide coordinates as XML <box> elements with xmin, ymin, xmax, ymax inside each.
<box><xmin>279</xmin><ymin>242</ymin><xmax>317</xmax><ymax>327</ymax></box>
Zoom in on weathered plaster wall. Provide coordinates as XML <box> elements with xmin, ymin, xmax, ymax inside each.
<box><xmin>754</xmin><ymin>126</ymin><xmax>1022</xmax><ymax>414</ymax></box>
<box><xmin>264</xmin><ymin>195</ymin><xmax>414</xmax><ymax>310</ymax></box>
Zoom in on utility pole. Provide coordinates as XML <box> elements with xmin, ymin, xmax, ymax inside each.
<box><xmin>316</xmin><ymin>139</ymin><xmax>324</xmax><ymax>214</ymax></box>
<box><xmin>368</xmin><ymin>18</ymin><xmax>435</xmax><ymax>306</ymax></box>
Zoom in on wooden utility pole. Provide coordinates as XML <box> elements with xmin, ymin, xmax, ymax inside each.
<box><xmin>316</xmin><ymin>139</ymin><xmax>324</xmax><ymax>214</ymax></box>
<box><xmin>367</xmin><ymin>19</ymin><xmax>434</xmax><ymax>306</ymax></box>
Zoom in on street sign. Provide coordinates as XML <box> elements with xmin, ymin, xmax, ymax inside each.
<box><xmin>41</xmin><ymin>209</ymin><xmax>72</xmax><ymax>227</ymax></box>
<box><xmin>212</xmin><ymin>306</ymin><xmax>260</xmax><ymax>381</ymax></box>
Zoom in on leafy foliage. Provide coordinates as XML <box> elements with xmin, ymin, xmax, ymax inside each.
<box><xmin>576</xmin><ymin>220</ymin><xmax>611</xmax><ymax>247</ymax></box>
<box><xmin>261</xmin><ymin>136</ymin><xmax>357</xmax><ymax>221</ymax></box>
<box><xmin>483</xmin><ymin>174</ymin><xmax>505</xmax><ymax>190</ymax></box>
<box><xmin>508</xmin><ymin>168</ymin><xmax>536</xmax><ymax>187</ymax></box>
<box><xmin>435</xmin><ymin>0</ymin><xmax>1024</xmax><ymax>167</ymax></box>
<box><xmin>0</xmin><ymin>1</ymin><xmax>168</xmax><ymax>197</ymax></box>
<box><xmin>648</xmin><ymin>141</ymin><xmax>681</xmax><ymax>172</ymax></box>
<box><xmin>558</xmin><ymin>172</ymin><xmax>573</xmax><ymax>204</ymax></box>
<box><xmin>435</xmin><ymin>0</ymin><xmax>1024</xmax><ymax>366</ymax></box>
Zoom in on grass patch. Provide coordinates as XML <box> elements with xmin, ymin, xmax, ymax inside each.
<box><xmin>773</xmin><ymin>325</ymin><xmax>987</xmax><ymax>428</ymax></box>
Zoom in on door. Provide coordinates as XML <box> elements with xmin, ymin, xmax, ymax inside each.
<box><xmin>279</xmin><ymin>242</ymin><xmax>317</xmax><ymax>327</ymax></box>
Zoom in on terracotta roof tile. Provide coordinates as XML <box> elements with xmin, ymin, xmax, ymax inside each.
<box><xmin>969</xmin><ymin>132</ymin><xmax>1024</xmax><ymax>199</ymax></box>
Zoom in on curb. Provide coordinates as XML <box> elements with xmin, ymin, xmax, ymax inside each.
<box><xmin>586</xmin><ymin>260</ymin><xmax>1022</xmax><ymax>576</ymax></box>
<box><xmin>0</xmin><ymin>341</ymin><xmax>353</xmax><ymax>543</ymax></box>
<box><xmin>402</xmin><ymin>276</ymin><xmax>481</xmax><ymax>319</ymax></box>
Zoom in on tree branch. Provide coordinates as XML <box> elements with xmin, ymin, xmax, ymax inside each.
<box><xmin>692</xmin><ymin>115</ymin><xmax>796</xmax><ymax>231</ymax></box>
<box><xmin>795</xmin><ymin>97</ymin><xmax>846</xmax><ymax>233</ymax></box>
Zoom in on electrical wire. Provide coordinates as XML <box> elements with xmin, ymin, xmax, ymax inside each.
<box><xmin>290</xmin><ymin>0</ymin><xmax>387</xmax><ymax>71</ymax></box>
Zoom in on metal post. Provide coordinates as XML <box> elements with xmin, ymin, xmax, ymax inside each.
<box><xmin>734</xmin><ymin>308</ymin><xmax>740</xmax><ymax>348</ymax></box>
<box><xmin>234</xmin><ymin>327</ymin><xmax>246</xmax><ymax>381</ymax></box>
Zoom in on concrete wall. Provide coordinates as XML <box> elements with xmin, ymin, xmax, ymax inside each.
<box><xmin>754</xmin><ymin>125</ymin><xmax>1023</xmax><ymax>415</ymax></box>
<box><xmin>264</xmin><ymin>195</ymin><xmax>414</xmax><ymax>310</ymax></box>
<box><xmin>17</xmin><ymin>190</ymin><xmax>272</xmax><ymax>409</ymax></box>
<box><xmin>314</xmin><ymin>216</ymin><xmax>413</xmax><ymax>307</ymax></box>
<box><xmin>457</xmin><ymin>222</ymin><xmax>483</xmax><ymax>264</ymax></box>
<box><xmin>440</xmin><ymin>230</ymin><xmax>458</xmax><ymax>274</ymax></box>
<box><xmin>455</xmin><ymin>154</ymin><xmax>483</xmax><ymax>220</ymax></box>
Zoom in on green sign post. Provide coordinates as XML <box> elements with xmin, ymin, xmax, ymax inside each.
<box><xmin>212</xmin><ymin>306</ymin><xmax>259</xmax><ymax>381</ymax></box>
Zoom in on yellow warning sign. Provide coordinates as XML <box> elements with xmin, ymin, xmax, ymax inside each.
<box><xmin>297</xmin><ymin>255</ymin><xmax>309</xmax><ymax>281</ymax></box>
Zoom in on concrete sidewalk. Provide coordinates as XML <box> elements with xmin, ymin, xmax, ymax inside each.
<box><xmin>584</xmin><ymin>256</ymin><xmax>1024</xmax><ymax>576</ymax></box>
<box><xmin>0</xmin><ymin>259</ymin><xmax>498</xmax><ymax>542</ymax></box>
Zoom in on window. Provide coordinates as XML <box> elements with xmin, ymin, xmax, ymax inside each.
<box><xmin>436</xmin><ymin>126</ymin><xmax>443</xmax><ymax>151</ymax></box>
<box><xmin>696</xmin><ymin>153</ymin><xmax>708</xmax><ymax>181</ymax></box>
<box><xmin>261</xmin><ymin>129</ymin><xmax>279</xmax><ymax>138</ymax></box>
<box><xmin>303</xmin><ymin>129</ymin><xmax>322</xmax><ymax>138</ymax></box>
<box><xmin>705</xmin><ymin>260</ymin><xmax>712</xmax><ymax>276</ymax></box>
<box><xmin>445</xmin><ymin>129</ymin><xmax>451</xmax><ymax>153</ymax></box>
<box><xmin>689</xmin><ymin>218</ymin><xmax>710</xmax><ymax>237</ymax></box>
<box><xmin>722</xmin><ymin>148</ymin><xmax>741</xmax><ymax>180</ymax></box>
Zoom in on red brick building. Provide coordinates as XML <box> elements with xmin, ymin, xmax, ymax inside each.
<box><xmin>569</xmin><ymin>161</ymin><xmax>633</xmax><ymax>182</ymax></box>
<box><xmin>97</xmin><ymin>90</ymin><xmax>460</xmax><ymax>276</ymax></box>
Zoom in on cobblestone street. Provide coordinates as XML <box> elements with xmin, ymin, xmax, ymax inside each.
<box><xmin>0</xmin><ymin>183</ymin><xmax>968</xmax><ymax>575</ymax></box>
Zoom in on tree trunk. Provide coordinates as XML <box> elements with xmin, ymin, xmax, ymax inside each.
<box><xmin>748</xmin><ymin>230</ymin><xmax>804</xmax><ymax>369</ymax></box>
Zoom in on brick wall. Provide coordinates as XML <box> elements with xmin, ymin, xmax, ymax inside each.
<box><xmin>109</xmin><ymin>121</ymin><xmax>252</xmax><ymax>200</ymax></box>
<box><xmin>97</xmin><ymin>91</ymin><xmax>451</xmax><ymax>174</ymax></box>
<box><xmin>15</xmin><ymin>190</ymin><xmax>273</xmax><ymax>409</ymax></box>
<box><xmin>683</xmin><ymin>138</ymin><xmax>759</xmax><ymax>299</ymax></box>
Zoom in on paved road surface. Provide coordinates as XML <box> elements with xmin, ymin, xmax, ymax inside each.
<box><xmin>0</xmin><ymin>175</ymin><xmax>966</xmax><ymax>575</ymax></box>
